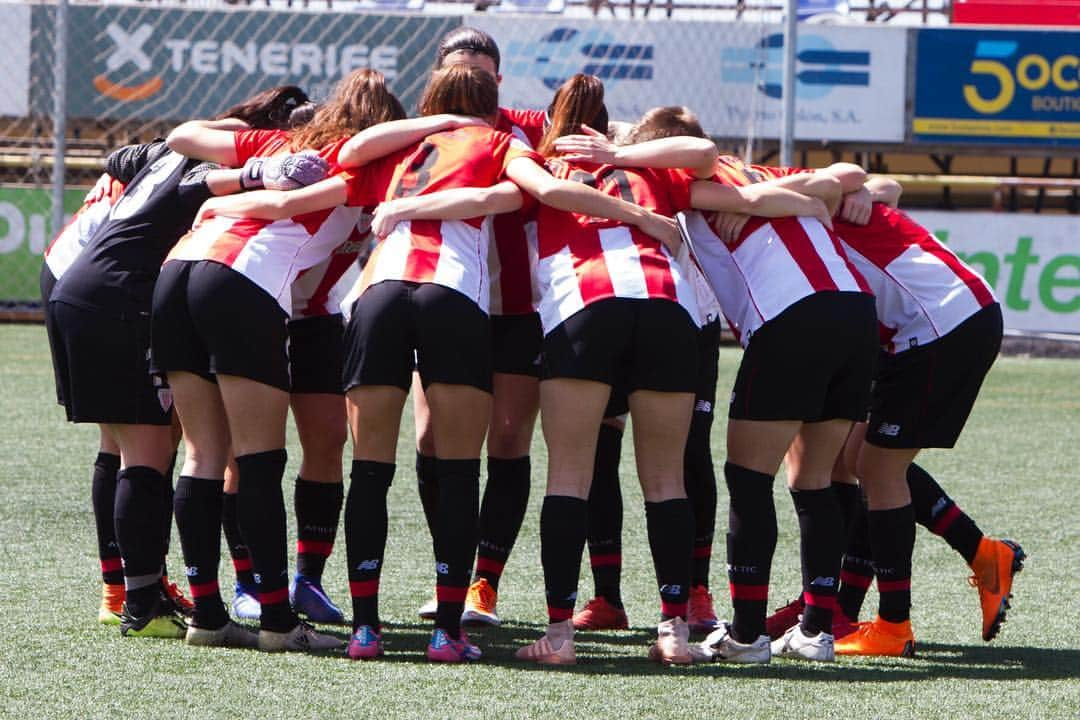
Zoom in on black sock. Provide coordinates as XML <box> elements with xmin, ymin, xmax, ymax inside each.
<box><xmin>114</xmin><ymin>466</ymin><xmax>167</xmax><ymax>617</ymax></box>
<box><xmin>869</xmin><ymin>504</ymin><xmax>916</xmax><ymax>624</ymax></box>
<box><xmin>838</xmin><ymin>497</ymin><xmax>874</xmax><ymax>621</ymax></box>
<box><xmin>725</xmin><ymin>462</ymin><xmax>777</xmax><ymax>643</ymax></box>
<box><xmin>541</xmin><ymin>495</ymin><xmax>589</xmax><ymax>624</ymax></box>
<box><xmin>221</xmin><ymin>492</ymin><xmax>254</xmax><ymax>587</ymax></box>
<box><xmin>174</xmin><ymin>476</ymin><xmax>228</xmax><ymax>629</ymax></box>
<box><xmin>416</xmin><ymin>452</ymin><xmax>439</xmax><ymax>546</ymax></box>
<box><xmin>344</xmin><ymin>460</ymin><xmax>394</xmax><ymax>632</ymax></box>
<box><xmin>235</xmin><ymin>449</ymin><xmax>295</xmax><ymax>632</ymax></box>
<box><xmin>161</xmin><ymin>452</ymin><xmax>177</xmax><ymax>558</ymax></box>
<box><xmin>646</xmin><ymin>499</ymin><xmax>694</xmax><ymax>620</ymax></box>
<box><xmin>474</xmin><ymin>455</ymin><xmax>531</xmax><ymax>591</ymax></box>
<box><xmin>587</xmin><ymin>423</ymin><xmax>624</xmax><ymax>607</ymax></box>
<box><xmin>294</xmin><ymin>477</ymin><xmax>343</xmax><ymax>580</ymax></box>
<box><xmin>685</xmin><ymin>411</ymin><xmax>717</xmax><ymax>589</ymax></box>
<box><xmin>91</xmin><ymin>452</ymin><xmax>123</xmax><ymax>586</ymax></box>
<box><xmin>792</xmin><ymin>487</ymin><xmax>843</xmax><ymax>635</ymax></box>
<box><xmin>434</xmin><ymin>458</ymin><xmax>480</xmax><ymax>637</ymax></box>
<box><xmin>833</xmin><ymin>482</ymin><xmax>863</xmax><ymax>539</ymax></box>
<box><xmin>908</xmin><ymin>463</ymin><xmax>984</xmax><ymax>565</ymax></box>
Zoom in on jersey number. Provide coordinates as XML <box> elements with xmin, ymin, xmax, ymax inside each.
<box><xmin>392</xmin><ymin>142</ymin><xmax>441</xmax><ymax>199</ymax></box>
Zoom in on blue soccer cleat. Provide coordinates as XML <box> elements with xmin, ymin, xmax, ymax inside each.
<box><xmin>290</xmin><ymin>574</ymin><xmax>346</xmax><ymax>625</ymax></box>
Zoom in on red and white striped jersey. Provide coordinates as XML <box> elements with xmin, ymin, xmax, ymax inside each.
<box><xmin>836</xmin><ymin>204</ymin><xmax>997</xmax><ymax>353</ymax></box>
<box><xmin>167</xmin><ymin>129</ymin><xmax>371</xmax><ymax>315</ymax></box>
<box><xmin>290</xmin><ymin>209</ymin><xmax>374</xmax><ymax>319</ymax></box>
<box><xmin>535</xmin><ymin>161</ymin><xmax>700</xmax><ymax>334</ymax></box>
<box><xmin>680</xmin><ymin>211</ymin><xmax>870</xmax><ymax>347</ymax></box>
<box><xmin>488</xmin><ymin>107</ymin><xmax>546</xmax><ymax>316</ymax></box>
<box><xmin>343</xmin><ymin>126</ymin><xmax>542</xmax><ymax>314</ymax></box>
<box><xmin>44</xmin><ymin>173</ymin><xmax>125</xmax><ymax>281</ymax></box>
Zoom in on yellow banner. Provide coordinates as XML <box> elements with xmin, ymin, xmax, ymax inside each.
<box><xmin>913</xmin><ymin>117</ymin><xmax>1080</xmax><ymax>139</ymax></box>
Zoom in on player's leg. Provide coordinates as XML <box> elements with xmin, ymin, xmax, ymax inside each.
<box><xmin>92</xmin><ymin>426</ymin><xmax>125</xmax><ymax>624</ymax></box>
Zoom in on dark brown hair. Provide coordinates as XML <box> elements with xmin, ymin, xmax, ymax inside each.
<box><xmin>215</xmin><ymin>85</ymin><xmax>310</xmax><ymax>130</ymax></box>
<box><xmin>436</xmin><ymin>27</ymin><xmax>501</xmax><ymax>72</ymax></box>
<box><xmin>418</xmin><ymin>64</ymin><xmax>499</xmax><ymax>120</ymax></box>
<box><xmin>627</xmin><ymin>106</ymin><xmax>706</xmax><ymax>144</ymax></box>
<box><xmin>288</xmin><ymin>69</ymin><xmax>406</xmax><ymax>151</ymax></box>
<box><xmin>537</xmin><ymin>74</ymin><xmax>608</xmax><ymax>157</ymax></box>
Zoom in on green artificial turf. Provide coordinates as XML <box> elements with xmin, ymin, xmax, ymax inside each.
<box><xmin>1</xmin><ymin>324</ymin><xmax>1077</xmax><ymax>718</ymax></box>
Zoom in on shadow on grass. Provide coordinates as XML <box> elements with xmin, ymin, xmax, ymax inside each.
<box><xmin>316</xmin><ymin>622</ymin><xmax>1080</xmax><ymax>681</ymax></box>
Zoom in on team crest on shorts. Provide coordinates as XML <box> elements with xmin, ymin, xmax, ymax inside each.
<box><xmin>158</xmin><ymin>388</ymin><xmax>174</xmax><ymax>413</ymax></box>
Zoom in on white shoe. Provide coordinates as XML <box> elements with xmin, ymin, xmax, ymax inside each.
<box><xmin>648</xmin><ymin>617</ymin><xmax>692</xmax><ymax>665</ymax></box>
<box><xmin>690</xmin><ymin>621</ymin><xmax>771</xmax><ymax>664</ymax></box>
<box><xmin>186</xmin><ymin>620</ymin><xmax>259</xmax><ymax>649</ymax></box>
<box><xmin>258</xmin><ymin>622</ymin><xmax>344</xmax><ymax>652</ymax></box>
<box><xmin>417</xmin><ymin>597</ymin><xmax>438</xmax><ymax>620</ymax></box>
<box><xmin>770</xmin><ymin>624</ymin><xmax>835</xmax><ymax>662</ymax></box>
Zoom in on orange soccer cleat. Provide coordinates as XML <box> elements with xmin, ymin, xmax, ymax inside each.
<box><xmin>161</xmin><ymin>576</ymin><xmax>195</xmax><ymax>618</ymax></box>
<box><xmin>969</xmin><ymin>537</ymin><xmax>1026</xmax><ymax>642</ymax></box>
<box><xmin>462</xmin><ymin>578</ymin><xmax>501</xmax><ymax>626</ymax></box>
<box><xmin>572</xmin><ymin>596</ymin><xmax>629</xmax><ymax>631</ymax></box>
<box><xmin>835</xmin><ymin>616</ymin><xmax>915</xmax><ymax>657</ymax></box>
<box><xmin>98</xmin><ymin>583</ymin><xmax>125</xmax><ymax>625</ymax></box>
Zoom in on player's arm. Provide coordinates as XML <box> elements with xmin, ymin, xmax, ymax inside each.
<box><xmin>337</xmin><ymin>115</ymin><xmax>490</xmax><ymax>169</ymax></box>
<box><xmin>505</xmin><ymin>156</ymin><xmax>680</xmax><ymax>253</ymax></box>
<box><xmin>816</xmin><ymin>162</ymin><xmax>867</xmax><ymax>194</ymax></box>
<box><xmin>865</xmin><ymin>176</ymin><xmax>902</xmax><ymax>207</ymax></box>
<box><xmin>837</xmin><ymin>175</ymin><xmax>903</xmax><ymax>226</ymax></box>
<box><xmin>370</xmin><ymin>182</ymin><xmax>524</xmax><ymax>239</ymax></box>
<box><xmin>690</xmin><ymin>180</ymin><xmax>833</xmax><ymax>230</ymax></box>
<box><xmin>166</xmin><ymin>118</ymin><xmax>252</xmax><ymax>166</ymax></box>
<box><xmin>193</xmin><ymin>175</ymin><xmax>349</xmax><ymax>225</ymax></box>
<box><xmin>555</xmin><ymin>126</ymin><xmax>718</xmax><ymax>178</ymax></box>
<box><xmin>105</xmin><ymin>141</ymin><xmax>168</xmax><ymax>184</ymax></box>
<box><xmin>755</xmin><ymin>172</ymin><xmax>845</xmax><ymax>215</ymax></box>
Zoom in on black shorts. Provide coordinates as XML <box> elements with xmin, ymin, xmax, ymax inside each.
<box><xmin>729</xmin><ymin>291</ymin><xmax>878</xmax><ymax>423</ymax></box>
<box><xmin>288</xmin><ymin>314</ymin><xmax>345</xmax><ymax>395</ymax></box>
<box><xmin>491</xmin><ymin>313</ymin><xmax>542</xmax><ymax>378</ymax></box>
<box><xmin>41</xmin><ymin>265</ymin><xmax>64</xmax><ymax>405</ymax></box>
<box><xmin>343</xmin><ymin>280</ymin><xmax>492</xmax><ymax>393</ymax></box>
<box><xmin>866</xmin><ymin>303</ymin><xmax>1003</xmax><ymax>449</ymax></box>
<box><xmin>543</xmin><ymin>298</ymin><xmax>698</xmax><ymax>395</ymax></box>
<box><xmin>151</xmin><ymin>260</ymin><xmax>290</xmax><ymax>391</ymax></box>
<box><xmin>45</xmin><ymin>300</ymin><xmax>173</xmax><ymax>425</ymax></box>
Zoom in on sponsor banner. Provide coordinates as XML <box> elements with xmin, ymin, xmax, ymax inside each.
<box><xmin>47</xmin><ymin>7</ymin><xmax>458</xmax><ymax>120</ymax></box>
<box><xmin>472</xmin><ymin>17</ymin><xmax>907</xmax><ymax>142</ymax></box>
<box><xmin>0</xmin><ymin>188</ymin><xmax>85</xmax><ymax>302</ymax></box>
<box><xmin>0</xmin><ymin>5</ymin><xmax>31</xmax><ymax>117</ymax></box>
<box><xmin>909</xmin><ymin>211</ymin><xmax>1080</xmax><ymax>334</ymax></box>
<box><xmin>913</xmin><ymin>29</ymin><xmax>1080</xmax><ymax>146</ymax></box>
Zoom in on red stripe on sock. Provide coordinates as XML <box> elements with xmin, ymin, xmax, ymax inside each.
<box><xmin>259</xmin><ymin>587</ymin><xmax>290</xmax><ymax>605</ymax></box>
<box><xmin>475</xmin><ymin>556</ymin><xmax>505</xmax><ymax>577</ymax></box>
<box><xmin>190</xmin><ymin>580</ymin><xmax>220</xmax><ymax>598</ymax></box>
<box><xmin>878</xmin><ymin>578</ymin><xmax>911</xmax><ymax>592</ymax></box>
<box><xmin>297</xmin><ymin>539</ymin><xmax>334</xmax><ymax>557</ymax></box>
<box><xmin>436</xmin><ymin>585</ymin><xmax>468</xmax><ymax>603</ymax></box>
<box><xmin>840</xmin><ymin>569</ymin><xmax>874</xmax><ymax>590</ymax></box>
<box><xmin>802</xmin><ymin>591</ymin><xmax>837</xmax><ymax>609</ymax></box>
<box><xmin>590</xmin><ymin>553</ymin><xmax>622</xmax><ymax>569</ymax></box>
<box><xmin>729</xmin><ymin>582</ymin><xmax>769</xmax><ymax>601</ymax></box>
<box><xmin>692</xmin><ymin>546</ymin><xmax>713</xmax><ymax>559</ymax></box>
<box><xmin>100</xmin><ymin>557</ymin><xmax>123</xmax><ymax>572</ymax></box>
<box><xmin>547</xmin><ymin>606</ymin><xmax>574</xmax><ymax>623</ymax></box>
<box><xmin>349</xmin><ymin>579</ymin><xmax>379</xmax><ymax>598</ymax></box>
<box><xmin>661</xmin><ymin>601</ymin><xmax>688</xmax><ymax>619</ymax></box>
<box><xmin>232</xmin><ymin>557</ymin><xmax>253</xmax><ymax>572</ymax></box>
<box><xmin>931</xmin><ymin>504</ymin><xmax>961</xmax><ymax>536</ymax></box>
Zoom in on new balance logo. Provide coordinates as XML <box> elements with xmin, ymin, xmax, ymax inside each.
<box><xmin>877</xmin><ymin>422</ymin><xmax>901</xmax><ymax>437</ymax></box>
<box><xmin>695</xmin><ymin>399</ymin><xmax>713</xmax><ymax>414</ymax></box>
<box><xmin>435</xmin><ymin>562</ymin><xmax>449</xmax><ymax>575</ymax></box>
<box><xmin>659</xmin><ymin>584</ymin><xmax>683</xmax><ymax>597</ymax></box>
<box><xmin>931</xmin><ymin>497</ymin><xmax>949</xmax><ymax>518</ymax></box>
<box><xmin>356</xmin><ymin>559</ymin><xmax>380</xmax><ymax>572</ymax></box>
<box><xmin>185</xmin><ymin>566</ymin><xmax>198</xmax><ymax>577</ymax></box>
<box><xmin>810</xmin><ymin>576</ymin><xmax>836</xmax><ymax>588</ymax></box>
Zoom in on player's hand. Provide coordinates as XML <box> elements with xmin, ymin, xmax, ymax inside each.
<box><xmin>193</xmin><ymin>196</ymin><xmax>228</xmax><ymax>227</ymax></box>
<box><xmin>711</xmin><ymin>211</ymin><xmax>749</xmax><ymax>245</ymax></box>
<box><xmin>554</xmin><ymin>125</ymin><xmax>617</xmax><ymax>164</ymax></box>
<box><xmin>261</xmin><ymin>150</ymin><xmax>329</xmax><ymax>191</ymax></box>
<box><xmin>809</xmin><ymin>198</ymin><xmax>834</xmax><ymax>231</ymax></box>
<box><xmin>840</xmin><ymin>186</ymin><xmax>873</xmax><ymax>225</ymax></box>
<box><xmin>371</xmin><ymin>200</ymin><xmax>405</xmax><ymax>240</ymax></box>
<box><xmin>636</xmin><ymin>211</ymin><xmax>681</xmax><ymax>255</ymax></box>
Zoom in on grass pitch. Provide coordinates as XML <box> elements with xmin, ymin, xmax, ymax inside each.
<box><xmin>0</xmin><ymin>324</ymin><xmax>1077</xmax><ymax>719</ymax></box>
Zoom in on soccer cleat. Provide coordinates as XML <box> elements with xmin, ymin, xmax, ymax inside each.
<box><xmin>515</xmin><ymin>619</ymin><xmax>576</xmax><ymax>665</ymax></box>
<box><xmin>832</xmin><ymin>611</ymin><xmax>860</xmax><ymax>641</ymax></box>
<box><xmin>258</xmin><ymin>622</ymin><xmax>345</xmax><ymax>652</ymax></box>
<box><xmin>426</xmin><ymin>628</ymin><xmax>483</xmax><ymax>663</ymax></box>
<box><xmin>648</xmin><ymin>617</ymin><xmax>692</xmax><ymax>665</ymax></box>
<box><xmin>462</xmin><ymin>578</ymin><xmax>501</xmax><ymax>626</ymax></box>
<box><xmin>969</xmin><ymin>537</ymin><xmax>1025</xmax><ymax>642</ymax></box>
<box><xmin>290</xmin><ymin>574</ymin><xmax>346</xmax><ymax>625</ymax></box>
<box><xmin>687</xmin><ymin>585</ymin><xmax>719</xmax><ymax>634</ymax></box>
<box><xmin>231</xmin><ymin>583</ymin><xmax>261</xmax><ymax>621</ymax></box>
<box><xmin>161</xmin><ymin>576</ymin><xmax>195</xmax><ymax>618</ymax></box>
<box><xmin>572</xmin><ymin>596</ymin><xmax>629</xmax><ymax>631</ymax></box>
<box><xmin>185</xmin><ymin>620</ymin><xmax>259</xmax><ymax>649</ymax></box>
<box><xmin>347</xmin><ymin>625</ymin><xmax>385</xmax><ymax>660</ymax></box>
<box><xmin>119</xmin><ymin>597</ymin><xmax>187</xmax><ymax>639</ymax></box>
<box><xmin>770</xmin><ymin>625</ymin><xmax>835</xmax><ymax>662</ymax></box>
<box><xmin>689</xmin><ymin>621</ymin><xmax>771</xmax><ymax>664</ymax></box>
<box><xmin>417</xmin><ymin>596</ymin><xmax>438</xmax><ymax>620</ymax></box>
<box><xmin>835</xmin><ymin>616</ymin><xmax>915</xmax><ymax>657</ymax></box>
<box><xmin>98</xmin><ymin>583</ymin><xmax>125</xmax><ymax>625</ymax></box>
<box><xmin>765</xmin><ymin>596</ymin><xmax>805</xmax><ymax>640</ymax></box>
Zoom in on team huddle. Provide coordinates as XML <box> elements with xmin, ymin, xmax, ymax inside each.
<box><xmin>42</xmin><ymin>26</ymin><xmax>1025</xmax><ymax>665</ymax></box>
